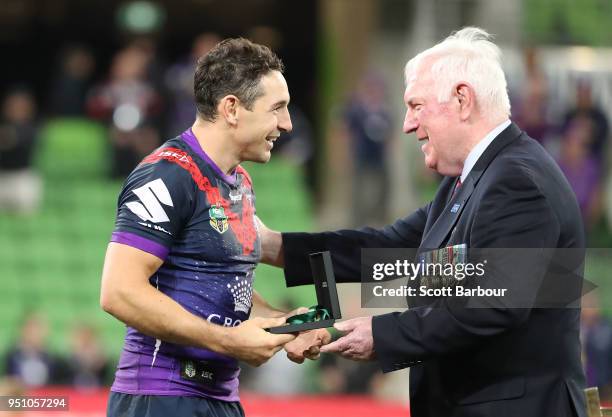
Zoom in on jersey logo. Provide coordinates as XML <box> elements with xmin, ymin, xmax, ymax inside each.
<box><xmin>227</xmin><ymin>276</ymin><xmax>252</xmax><ymax>314</ymax></box>
<box><xmin>184</xmin><ymin>361</ymin><xmax>196</xmax><ymax>378</ymax></box>
<box><xmin>141</xmin><ymin>147</ymin><xmax>258</xmax><ymax>255</ymax></box>
<box><xmin>209</xmin><ymin>203</ymin><xmax>229</xmax><ymax>234</ymax></box>
<box><xmin>125</xmin><ymin>178</ymin><xmax>174</xmax><ymax>223</ymax></box>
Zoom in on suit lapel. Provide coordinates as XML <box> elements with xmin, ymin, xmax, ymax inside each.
<box><xmin>423</xmin><ymin>176</ymin><xmax>455</xmax><ymax>233</ymax></box>
<box><xmin>420</xmin><ymin>176</ymin><xmax>474</xmax><ymax>249</ymax></box>
<box><xmin>420</xmin><ymin>122</ymin><xmax>523</xmax><ymax>250</ymax></box>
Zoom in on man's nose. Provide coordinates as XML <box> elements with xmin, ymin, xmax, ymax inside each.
<box><xmin>403</xmin><ymin>111</ymin><xmax>417</xmax><ymax>134</ymax></box>
<box><xmin>279</xmin><ymin>109</ymin><xmax>292</xmax><ymax>133</ymax></box>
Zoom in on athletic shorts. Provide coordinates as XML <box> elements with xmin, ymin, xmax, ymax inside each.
<box><xmin>107</xmin><ymin>392</ymin><xmax>245</xmax><ymax>417</ymax></box>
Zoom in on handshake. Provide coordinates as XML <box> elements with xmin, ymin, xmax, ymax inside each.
<box><xmin>219</xmin><ymin>307</ymin><xmax>332</xmax><ymax>367</ymax></box>
<box><xmin>219</xmin><ymin>309</ymin><xmax>375</xmax><ymax>367</ymax></box>
<box><xmin>216</xmin><ymin>244</ymin><xmax>374</xmax><ymax>367</ymax></box>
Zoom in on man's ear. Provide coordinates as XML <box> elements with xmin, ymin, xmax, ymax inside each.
<box><xmin>455</xmin><ymin>83</ymin><xmax>475</xmax><ymax>121</ymax></box>
<box><xmin>218</xmin><ymin>95</ymin><xmax>240</xmax><ymax>126</ymax></box>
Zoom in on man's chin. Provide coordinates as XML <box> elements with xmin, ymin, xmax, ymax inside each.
<box><xmin>251</xmin><ymin>152</ymin><xmax>272</xmax><ymax>164</ymax></box>
<box><xmin>424</xmin><ymin>157</ymin><xmax>437</xmax><ymax>171</ymax></box>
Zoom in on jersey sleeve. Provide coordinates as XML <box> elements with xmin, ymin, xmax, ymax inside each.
<box><xmin>110</xmin><ymin>159</ymin><xmax>195</xmax><ymax>261</ymax></box>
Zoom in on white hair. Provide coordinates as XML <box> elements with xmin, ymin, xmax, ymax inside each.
<box><xmin>405</xmin><ymin>27</ymin><xmax>511</xmax><ymax>122</ymax></box>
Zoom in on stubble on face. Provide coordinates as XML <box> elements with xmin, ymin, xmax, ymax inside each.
<box><xmin>236</xmin><ymin>71</ymin><xmax>290</xmax><ymax>164</ymax></box>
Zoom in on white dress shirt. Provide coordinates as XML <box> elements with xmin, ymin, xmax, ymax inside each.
<box><xmin>460</xmin><ymin>119</ymin><xmax>512</xmax><ymax>183</ymax></box>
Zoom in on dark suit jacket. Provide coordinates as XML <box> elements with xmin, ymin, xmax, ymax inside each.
<box><xmin>282</xmin><ymin>123</ymin><xmax>587</xmax><ymax>417</ymax></box>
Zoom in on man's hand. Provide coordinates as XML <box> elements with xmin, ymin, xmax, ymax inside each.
<box><xmin>281</xmin><ymin>307</ymin><xmax>332</xmax><ymax>364</ymax></box>
<box><xmin>320</xmin><ymin>316</ymin><xmax>375</xmax><ymax>361</ymax></box>
<box><xmin>284</xmin><ymin>328</ymin><xmax>332</xmax><ymax>363</ymax></box>
<box><xmin>220</xmin><ymin>317</ymin><xmax>296</xmax><ymax>367</ymax></box>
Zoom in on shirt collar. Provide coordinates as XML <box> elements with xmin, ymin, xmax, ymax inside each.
<box><xmin>460</xmin><ymin>119</ymin><xmax>511</xmax><ymax>183</ymax></box>
<box><xmin>181</xmin><ymin>128</ymin><xmax>237</xmax><ymax>185</ymax></box>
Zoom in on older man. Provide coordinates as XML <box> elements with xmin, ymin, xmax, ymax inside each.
<box><xmin>260</xmin><ymin>27</ymin><xmax>586</xmax><ymax>417</ymax></box>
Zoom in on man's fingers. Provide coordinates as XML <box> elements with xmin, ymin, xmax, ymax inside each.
<box><xmin>333</xmin><ymin>319</ymin><xmax>357</xmax><ymax>333</ymax></box>
<box><xmin>304</xmin><ymin>346</ymin><xmax>321</xmax><ymax>360</ymax></box>
<box><xmin>250</xmin><ymin>317</ymin><xmax>296</xmax><ymax>344</ymax></box>
<box><xmin>287</xmin><ymin>352</ymin><xmax>305</xmax><ymax>364</ymax></box>
<box><xmin>307</xmin><ymin>346</ymin><xmax>320</xmax><ymax>355</ymax></box>
<box><xmin>253</xmin><ymin>316</ymin><xmax>287</xmax><ymax>328</ymax></box>
<box><xmin>305</xmin><ymin>352</ymin><xmax>321</xmax><ymax>360</ymax></box>
<box><xmin>320</xmin><ymin>329</ymin><xmax>332</xmax><ymax>345</ymax></box>
<box><xmin>271</xmin><ymin>343</ymin><xmax>288</xmax><ymax>355</ymax></box>
<box><xmin>271</xmin><ymin>333</ymin><xmax>297</xmax><ymax>345</ymax></box>
<box><xmin>292</xmin><ymin>307</ymin><xmax>310</xmax><ymax>315</ymax></box>
<box><xmin>320</xmin><ymin>337</ymin><xmax>348</xmax><ymax>353</ymax></box>
<box><xmin>254</xmin><ymin>316</ymin><xmax>295</xmax><ymax>341</ymax></box>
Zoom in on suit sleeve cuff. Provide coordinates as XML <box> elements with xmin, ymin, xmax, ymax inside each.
<box><xmin>282</xmin><ymin>232</ymin><xmax>326</xmax><ymax>287</ymax></box>
<box><xmin>373</xmin><ymin>312</ymin><xmax>422</xmax><ymax>373</ymax></box>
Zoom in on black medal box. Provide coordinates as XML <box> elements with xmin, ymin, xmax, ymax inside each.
<box><xmin>267</xmin><ymin>251</ymin><xmax>342</xmax><ymax>334</ymax></box>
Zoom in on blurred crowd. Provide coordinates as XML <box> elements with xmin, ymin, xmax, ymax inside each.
<box><xmin>2</xmin><ymin>302</ymin><xmax>611</xmax><ymax>401</ymax></box>
<box><xmin>1</xmin><ymin>35</ymin><xmax>612</xmax><ymax>399</ymax></box>
<box><xmin>0</xmin><ymin>32</ymin><xmax>315</xmax><ymax>214</ymax></box>
<box><xmin>2</xmin><ymin>37</ymin><xmax>610</xmax><ymax>237</ymax></box>
<box><xmin>2</xmin><ymin>312</ymin><xmax>113</xmax><ymax>390</ymax></box>
<box><xmin>0</xmin><ymin>309</ymin><xmax>394</xmax><ymax>397</ymax></box>
<box><xmin>511</xmin><ymin>48</ymin><xmax>610</xmax><ymax>235</ymax></box>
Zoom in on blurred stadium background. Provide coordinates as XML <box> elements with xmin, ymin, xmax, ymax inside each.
<box><xmin>1</xmin><ymin>0</ymin><xmax>612</xmax><ymax>415</ymax></box>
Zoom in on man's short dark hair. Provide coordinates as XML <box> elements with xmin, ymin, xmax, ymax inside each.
<box><xmin>194</xmin><ymin>38</ymin><xmax>284</xmax><ymax>122</ymax></box>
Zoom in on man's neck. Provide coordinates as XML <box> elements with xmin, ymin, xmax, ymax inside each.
<box><xmin>464</xmin><ymin>119</ymin><xmax>506</xmax><ymax>153</ymax></box>
<box><xmin>459</xmin><ymin>118</ymin><xmax>511</xmax><ymax>181</ymax></box>
<box><xmin>191</xmin><ymin>121</ymin><xmax>240</xmax><ymax>175</ymax></box>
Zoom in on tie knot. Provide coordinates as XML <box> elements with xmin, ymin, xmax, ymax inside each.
<box><xmin>450</xmin><ymin>178</ymin><xmax>462</xmax><ymax>200</ymax></box>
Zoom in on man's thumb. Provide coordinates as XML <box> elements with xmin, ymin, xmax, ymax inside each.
<box><xmin>334</xmin><ymin>319</ymin><xmax>355</xmax><ymax>333</ymax></box>
<box><xmin>254</xmin><ymin>316</ymin><xmax>288</xmax><ymax>329</ymax></box>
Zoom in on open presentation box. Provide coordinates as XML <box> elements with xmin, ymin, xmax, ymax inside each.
<box><xmin>267</xmin><ymin>251</ymin><xmax>342</xmax><ymax>334</ymax></box>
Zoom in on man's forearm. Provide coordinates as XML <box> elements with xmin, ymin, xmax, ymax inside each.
<box><xmin>250</xmin><ymin>290</ymin><xmax>287</xmax><ymax>318</ymax></box>
<box><xmin>102</xmin><ymin>281</ymin><xmax>230</xmax><ymax>354</ymax></box>
<box><xmin>102</xmin><ymin>281</ymin><xmax>297</xmax><ymax>367</ymax></box>
<box><xmin>256</xmin><ymin>216</ymin><xmax>284</xmax><ymax>266</ymax></box>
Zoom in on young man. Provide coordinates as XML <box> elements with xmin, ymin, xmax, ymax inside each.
<box><xmin>100</xmin><ymin>38</ymin><xmax>328</xmax><ymax>417</ymax></box>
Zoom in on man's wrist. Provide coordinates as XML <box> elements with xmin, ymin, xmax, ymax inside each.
<box><xmin>201</xmin><ymin>321</ymin><xmax>233</xmax><ymax>356</ymax></box>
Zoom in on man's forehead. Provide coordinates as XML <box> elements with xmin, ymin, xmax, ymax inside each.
<box><xmin>260</xmin><ymin>71</ymin><xmax>286</xmax><ymax>90</ymax></box>
<box><xmin>259</xmin><ymin>71</ymin><xmax>290</xmax><ymax>101</ymax></box>
<box><xmin>404</xmin><ymin>80</ymin><xmax>421</xmax><ymax>102</ymax></box>
<box><xmin>404</xmin><ymin>69</ymin><xmax>433</xmax><ymax>102</ymax></box>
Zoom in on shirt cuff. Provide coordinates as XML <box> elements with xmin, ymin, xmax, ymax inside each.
<box><xmin>110</xmin><ymin>231</ymin><xmax>169</xmax><ymax>260</ymax></box>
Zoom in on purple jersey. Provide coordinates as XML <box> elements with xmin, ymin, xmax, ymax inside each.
<box><xmin>109</xmin><ymin>129</ymin><xmax>260</xmax><ymax>401</ymax></box>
